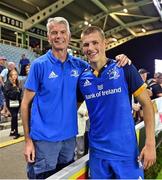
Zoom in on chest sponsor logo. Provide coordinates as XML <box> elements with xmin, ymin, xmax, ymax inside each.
<box><xmin>70</xmin><ymin>69</ymin><xmax>79</xmax><ymax>77</ymax></box>
<box><xmin>83</xmin><ymin>79</ymin><xmax>92</xmax><ymax>87</ymax></box>
<box><xmin>107</xmin><ymin>67</ymin><xmax>120</xmax><ymax>80</ymax></box>
<box><xmin>48</xmin><ymin>71</ymin><xmax>58</xmax><ymax>79</ymax></box>
<box><xmin>85</xmin><ymin>87</ymin><xmax>121</xmax><ymax>100</ymax></box>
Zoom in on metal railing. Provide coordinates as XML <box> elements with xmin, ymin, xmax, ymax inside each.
<box><xmin>0</xmin><ymin>39</ymin><xmax>30</xmax><ymax>50</ymax></box>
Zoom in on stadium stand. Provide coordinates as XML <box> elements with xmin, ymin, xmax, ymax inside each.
<box><xmin>0</xmin><ymin>43</ymin><xmax>37</xmax><ymax>66</ymax></box>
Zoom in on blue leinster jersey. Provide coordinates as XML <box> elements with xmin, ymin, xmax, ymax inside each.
<box><xmin>78</xmin><ymin>59</ymin><xmax>146</xmax><ymax>160</ymax></box>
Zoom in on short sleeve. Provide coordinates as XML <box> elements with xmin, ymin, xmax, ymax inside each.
<box><xmin>123</xmin><ymin>64</ymin><xmax>147</xmax><ymax>97</ymax></box>
<box><xmin>24</xmin><ymin>61</ymin><xmax>40</xmax><ymax>92</ymax></box>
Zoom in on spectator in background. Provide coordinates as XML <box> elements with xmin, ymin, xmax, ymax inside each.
<box><xmin>138</xmin><ymin>68</ymin><xmax>152</xmax><ymax>97</ymax></box>
<box><xmin>0</xmin><ymin>62</ymin><xmax>16</xmax><ymax>85</ymax></box>
<box><xmin>19</xmin><ymin>54</ymin><xmax>30</xmax><ymax>76</ymax></box>
<box><xmin>0</xmin><ymin>83</ymin><xmax>3</xmax><ymax>121</ymax></box>
<box><xmin>3</xmin><ymin>69</ymin><xmax>22</xmax><ymax>139</ymax></box>
<box><xmin>138</xmin><ymin>68</ymin><xmax>149</xmax><ymax>82</ymax></box>
<box><xmin>0</xmin><ymin>56</ymin><xmax>7</xmax><ymax>73</ymax></box>
<box><xmin>19</xmin><ymin>63</ymin><xmax>31</xmax><ymax>94</ymax></box>
<box><xmin>24</xmin><ymin>64</ymin><xmax>30</xmax><ymax>75</ymax></box>
<box><xmin>0</xmin><ymin>56</ymin><xmax>7</xmax><ymax>119</ymax></box>
<box><xmin>0</xmin><ymin>62</ymin><xmax>16</xmax><ymax>117</ymax></box>
<box><xmin>149</xmin><ymin>72</ymin><xmax>162</xmax><ymax>99</ymax></box>
<box><xmin>147</xmin><ymin>72</ymin><xmax>161</xmax><ymax>87</ymax></box>
<box><xmin>154</xmin><ymin>72</ymin><xmax>162</xmax><ymax>87</ymax></box>
<box><xmin>34</xmin><ymin>44</ymin><xmax>42</xmax><ymax>55</ymax></box>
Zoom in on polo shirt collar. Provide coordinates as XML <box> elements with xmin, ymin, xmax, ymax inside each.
<box><xmin>47</xmin><ymin>49</ymin><xmax>73</xmax><ymax>64</ymax></box>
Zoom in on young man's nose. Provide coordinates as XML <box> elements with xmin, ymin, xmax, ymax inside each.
<box><xmin>88</xmin><ymin>43</ymin><xmax>95</xmax><ymax>50</ymax></box>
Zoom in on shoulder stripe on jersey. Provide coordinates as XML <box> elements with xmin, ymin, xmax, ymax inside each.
<box><xmin>133</xmin><ymin>83</ymin><xmax>147</xmax><ymax>97</ymax></box>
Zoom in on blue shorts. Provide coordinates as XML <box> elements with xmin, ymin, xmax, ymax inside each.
<box><xmin>89</xmin><ymin>153</ymin><xmax>144</xmax><ymax>179</ymax></box>
<box><xmin>27</xmin><ymin>137</ymin><xmax>76</xmax><ymax>179</ymax></box>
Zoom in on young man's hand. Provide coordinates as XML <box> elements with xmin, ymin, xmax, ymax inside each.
<box><xmin>138</xmin><ymin>143</ymin><xmax>156</xmax><ymax>170</ymax></box>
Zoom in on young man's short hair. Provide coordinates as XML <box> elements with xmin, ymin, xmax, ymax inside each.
<box><xmin>81</xmin><ymin>26</ymin><xmax>105</xmax><ymax>40</ymax></box>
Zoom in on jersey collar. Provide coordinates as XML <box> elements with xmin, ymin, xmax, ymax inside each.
<box><xmin>91</xmin><ymin>58</ymin><xmax>111</xmax><ymax>77</ymax></box>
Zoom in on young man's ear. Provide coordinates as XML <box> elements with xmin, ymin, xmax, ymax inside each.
<box><xmin>80</xmin><ymin>41</ymin><xmax>83</xmax><ymax>50</ymax></box>
<box><xmin>103</xmin><ymin>39</ymin><xmax>106</xmax><ymax>47</ymax></box>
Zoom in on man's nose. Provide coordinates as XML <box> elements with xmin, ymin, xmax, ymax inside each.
<box><xmin>88</xmin><ymin>43</ymin><xmax>94</xmax><ymax>50</ymax></box>
<box><xmin>56</xmin><ymin>32</ymin><xmax>62</xmax><ymax>38</ymax></box>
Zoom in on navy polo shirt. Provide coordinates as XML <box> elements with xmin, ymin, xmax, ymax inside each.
<box><xmin>78</xmin><ymin>59</ymin><xmax>146</xmax><ymax>160</ymax></box>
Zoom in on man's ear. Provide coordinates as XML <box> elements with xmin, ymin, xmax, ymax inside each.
<box><xmin>102</xmin><ymin>38</ymin><xmax>106</xmax><ymax>52</ymax></box>
<box><xmin>69</xmin><ymin>33</ymin><xmax>71</xmax><ymax>42</ymax></box>
<box><xmin>47</xmin><ymin>34</ymin><xmax>51</xmax><ymax>45</ymax></box>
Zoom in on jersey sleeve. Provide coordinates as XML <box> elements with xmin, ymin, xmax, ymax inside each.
<box><xmin>24</xmin><ymin>61</ymin><xmax>40</xmax><ymax>92</ymax></box>
<box><xmin>123</xmin><ymin>64</ymin><xmax>147</xmax><ymax>97</ymax></box>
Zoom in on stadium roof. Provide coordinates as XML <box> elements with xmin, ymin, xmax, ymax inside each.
<box><xmin>1</xmin><ymin>0</ymin><xmax>162</xmax><ymax>50</ymax></box>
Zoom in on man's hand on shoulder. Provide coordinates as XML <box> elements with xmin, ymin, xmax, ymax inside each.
<box><xmin>115</xmin><ymin>54</ymin><xmax>131</xmax><ymax>67</ymax></box>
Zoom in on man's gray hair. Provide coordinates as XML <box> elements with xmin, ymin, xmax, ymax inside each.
<box><xmin>47</xmin><ymin>17</ymin><xmax>70</xmax><ymax>34</ymax></box>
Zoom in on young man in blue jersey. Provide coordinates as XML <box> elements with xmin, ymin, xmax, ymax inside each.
<box><xmin>78</xmin><ymin>26</ymin><xmax>156</xmax><ymax>179</ymax></box>
<box><xmin>21</xmin><ymin>17</ymin><xmax>132</xmax><ymax>179</ymax></box>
